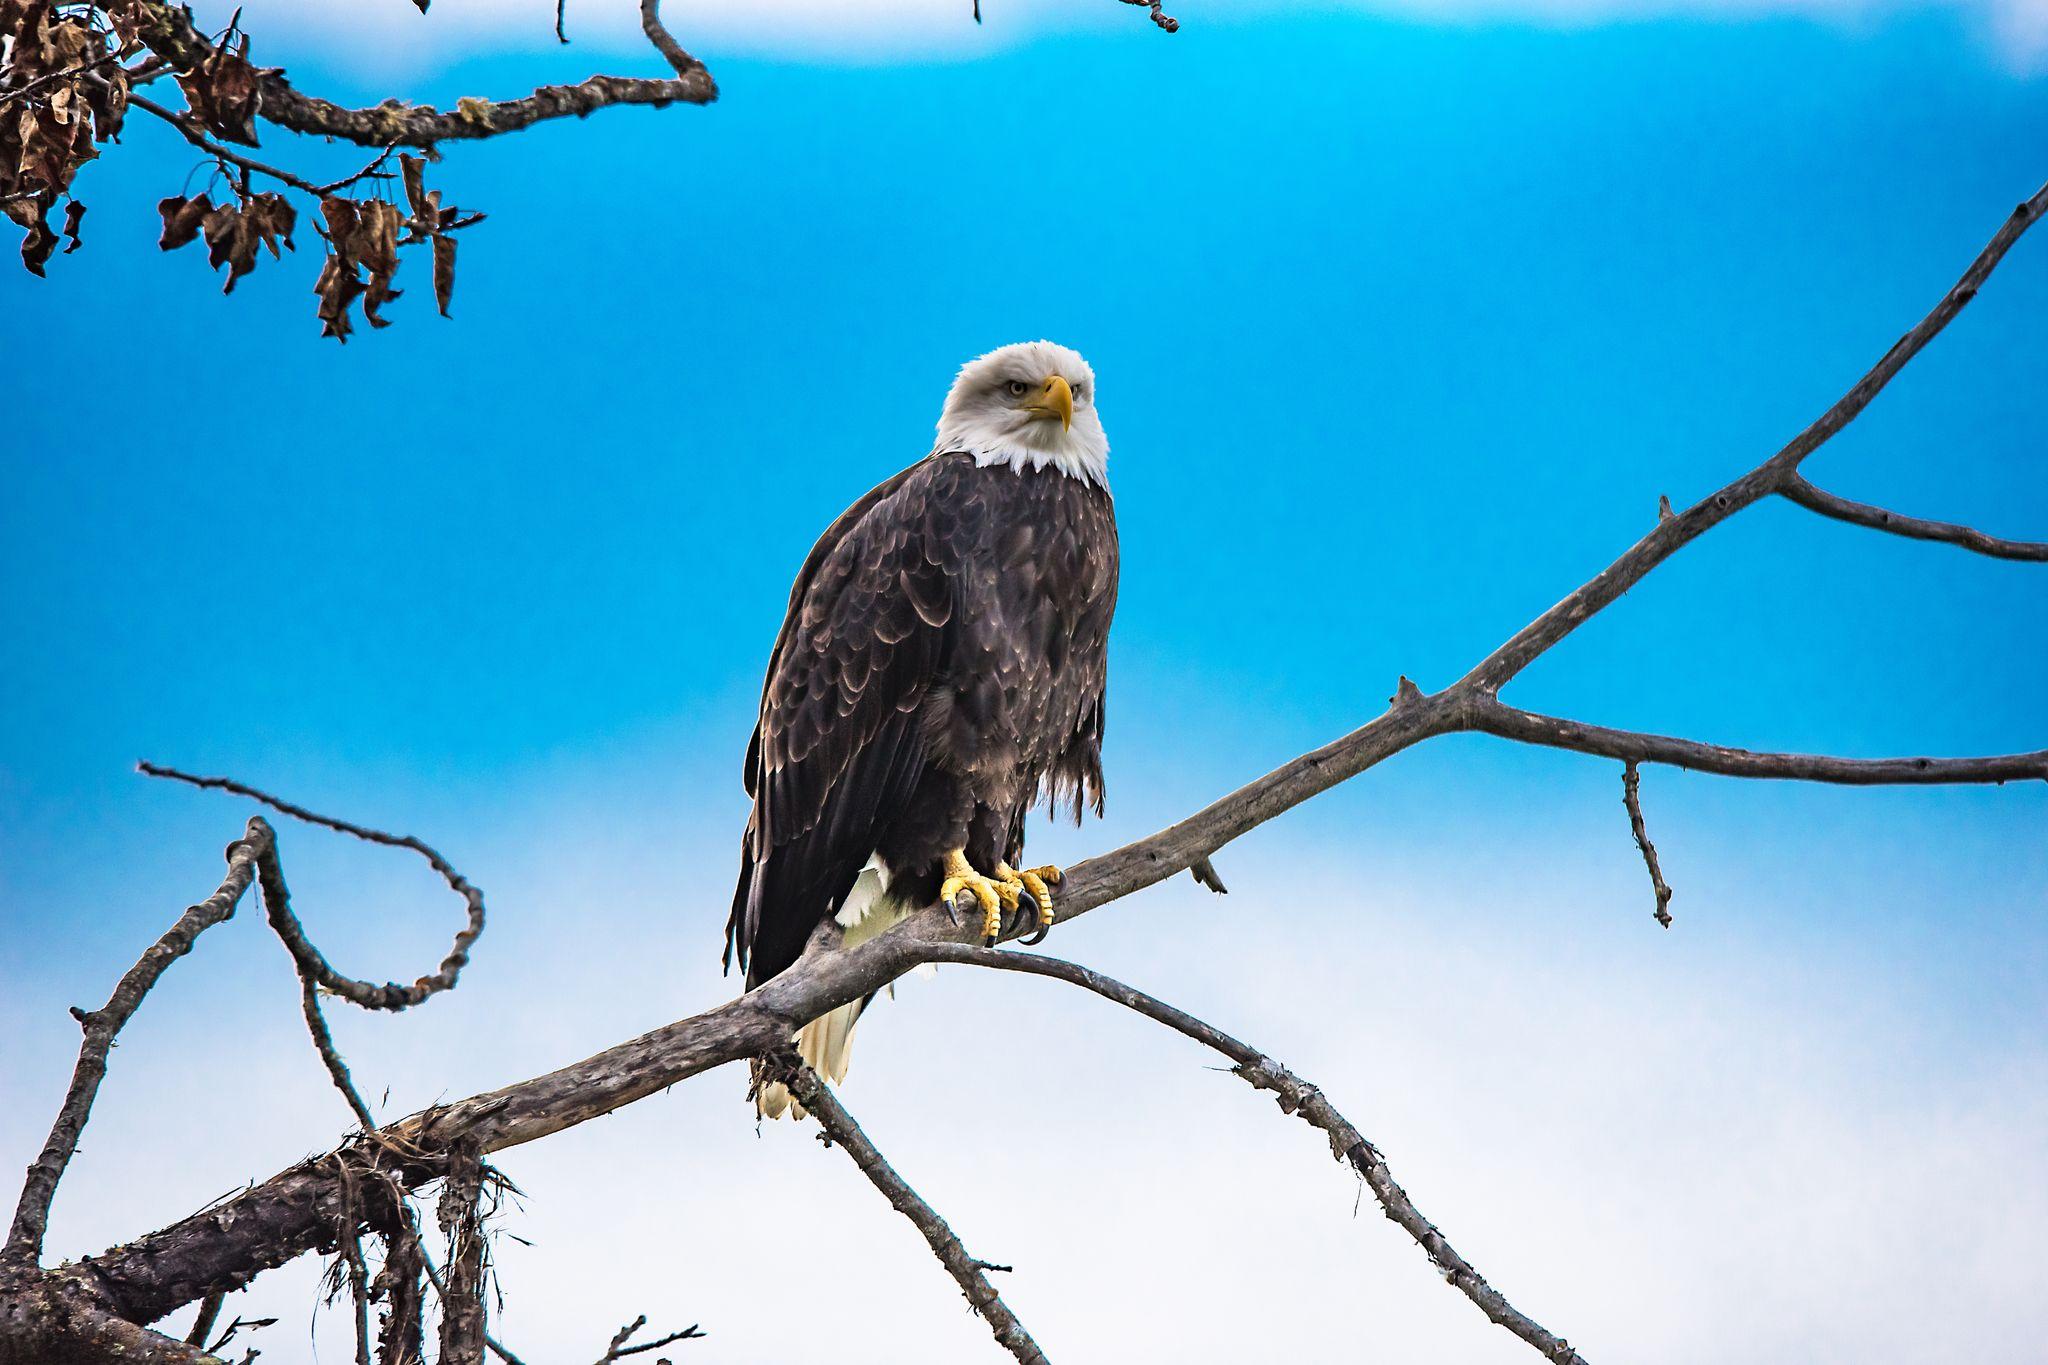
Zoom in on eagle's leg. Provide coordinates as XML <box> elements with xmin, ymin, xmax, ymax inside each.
<box><xmin>939</xmin><ymin>848</ymin><xmax>1011</xmax><ymax>946</ymax></box>
<box><xmin>997</xmin><ymin>862</ymin><xmax>1063</xmax><ymax>945</ymax></box>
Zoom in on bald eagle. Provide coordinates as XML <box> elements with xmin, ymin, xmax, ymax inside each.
<box><xmin>725</xmin><ymin>341</ymin><xmax>1119</xmax><ymax>1117</ymax></box>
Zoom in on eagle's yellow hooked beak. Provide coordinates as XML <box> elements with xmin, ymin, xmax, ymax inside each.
<box><xmin>1026</xmin><ymin>374</ymin><xmax>1074</xmax><ymax>432</ymax></box>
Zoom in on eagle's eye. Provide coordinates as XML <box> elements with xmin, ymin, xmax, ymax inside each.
<box><xmin>1005</xmin><ymin>380</ymin><xmax>1030</xmax><ymax>398</ymax></box>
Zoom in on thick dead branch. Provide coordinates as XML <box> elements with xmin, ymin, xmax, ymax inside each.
<box><xmin>1464</xmin><ymin>697</ymin><xmax>2048</xmax><ymax>785</ymax></box>
<box><xmin>374</xmin><ymin>1220</ymin><xmax>426</xmax><ymax>1365</ymax></box>
<box><xmin>124</xmin><ymin>1</ymin><xmax>715</xmax><ymax>149</ymax></box>
<box><xmin>921</xmin><ymin>945</ymin><xmax>1588</xmax><ymax>1363</ymax></box>
<box><xmin>1780</xmin><ymin>471</ymin><xmax>2048</xmax><ymax>561</ymax></box>
<box><xmin>787</xmin><ymin>1068</ymin><xmax>1045</xmax><ymax>1365</ymax></box>
<box><xmin>1620</xmin><ymin>763</ymin><xmax>1674</xmax><ymax>927</ymax></box>
<box><xmin>3</xmin><ymin>818</ymin><xmax>270</xmax><ymax>1263</ymax></box>
<box><xmin>436</xmin><ymin>1141</ymin><xmax>487</xmax><ymax>1365</ymax></box>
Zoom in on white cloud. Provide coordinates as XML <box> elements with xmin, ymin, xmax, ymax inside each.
<box><xmin>189</xmin><ymin>0</ymin><xmax>2048</xmax><ymax>75</ymax></box>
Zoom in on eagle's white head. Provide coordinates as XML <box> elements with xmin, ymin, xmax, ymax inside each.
<box><xmin>934</xmin><ymin>340</ymin><xmax>1109</xmax><ymax>488</ymax></box>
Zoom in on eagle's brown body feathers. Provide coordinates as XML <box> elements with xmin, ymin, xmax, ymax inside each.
<box><xmin>726</xmin><ymin>450</ymin><xmax>1119</xmax><ymax>994</ymax></box>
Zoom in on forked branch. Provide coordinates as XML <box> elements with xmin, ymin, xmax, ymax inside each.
<box><xmin>1781</xmin><ymin>471</ymin><xmax>2048</xmax><ymax>561</ymax></box>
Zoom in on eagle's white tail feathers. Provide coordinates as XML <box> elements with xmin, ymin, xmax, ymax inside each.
<box><xmin>755</xmin><ymin>856</ymin><xmax>913</xmax><ymax>1121</ymax></box>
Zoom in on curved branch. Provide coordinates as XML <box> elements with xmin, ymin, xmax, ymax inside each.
<box><xmin>920</xmin><ymin>945</ymin><xmax>1588</xmax><ymax>1365</ymax></box>
<box><xmin>639</xmin><ymin>0</ymin><xmax>706</xmax><ymax>79</ymax></box>
<box><xmin>790</xmin><ymin>1069</ymin><xmax>1047</xmax><ymax>1365</ymax></box>
<box><xmin>1780</xmin><ymin>472</ymin><xmax>2048</xmax><ymax>561</ymax></box>
<box><xmin>139</xmin><ymin>762</ymin><xmax>486</xmax><ymax>1011</ymax></box>
<box><xmin>1465</xmin><ymin>696</ymin><xmax>2048</xmax><ymax>786</ymax></box>
<box><xmin>3</xmin><ymin>819</ymin><xmax>270</xmax><ymax>1263</ymax></box>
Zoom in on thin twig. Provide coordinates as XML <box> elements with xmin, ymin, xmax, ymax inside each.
<box><xmin>593</xmin><ymin>1313</ymin><xmax>704</xmax><ymax>1361</ymax></box>
<box><xmin>922</xmin><ymin>945</ymin><xmax>1589</xmax><ymax>1365</ymax></box>
<box><xmin>789</xmin><ymin>1069</ymin><xmax>1047</xmax><ymax>1365</ymax></box>
<box><xmin>0</xmin><ymin>54</ymin><xmax>119</xmax><ymax>108</ymax></box>
<box><xmin>3</xmin><ymin>818</ymin><xmax>270</xmax><ymax>1262</ymax></box>
<box><xmin>312</xmin><ymin>143</ymin><xmax>402</xmax><ymax>197</ymax></box>
<box><xmin>1620</xmin><ymin>763</ymin><xmax>1674</xmax><ymax>927</ymax></box>
<box><xmin>1781</xmin><ymin>471</ymin><xmax>2048</xmax><ymax>561</ymax></box>
<box><xmin>123</xmin><ymin>88</ymin><xmax>328</xmax><ymax>194</ymax></box>
<box><xmin>329</xmin><ymin>1156</ymin><xmax>374</xmax><ymax>1365</ymax></box>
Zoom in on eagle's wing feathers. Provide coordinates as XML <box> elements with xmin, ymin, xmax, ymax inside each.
<box><xmin>725</xmin><ymin>455</ymin><xmax>979</xmax><ymax>985</ymax></box>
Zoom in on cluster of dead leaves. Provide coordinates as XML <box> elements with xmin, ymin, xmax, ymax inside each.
<box><xmin>2</xmin><ymin>0</ymin><xmax>129</xmax><ymax>273</ymax></box>
<box><xmin>311</xmin><ymin>155</ymin><xmax>466</xmax><ymax>341</ymax></box>
<box><xmin>158</xmin><ymin>189</ymin><xmax>294</xmax><ymax>292</ymax></box>
<box><xmin>10</xmin><ymin>4</ymin><xmax>478</xmax><ymax>338</ymax></box>
<box><xmin>173</xmin><ymin>25</ymin><xmax>261</xmax><ymax>145</ymax></box>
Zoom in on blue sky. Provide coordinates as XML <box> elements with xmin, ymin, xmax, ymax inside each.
<box><xmin>3</xmin><ymin>3</ymin><xmax>2046</xmax><ymax>1361</ymax></box>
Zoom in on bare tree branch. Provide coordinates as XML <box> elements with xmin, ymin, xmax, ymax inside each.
<box><xmin>787</xmin><ymin>1067</ymin><xmax>1047</xmax><ymax>1365</ymax></box>
<box><xmin>639</xmin><ymin>0</ymin><xmax>706</xmax><ymax>79</ymax></box>
<box><xmin>181</xmin><ymin>1294</ymin><xmax>221</xmax><ymax>1351</ymax></box>
<box><xmin>123</xmin><ymin>87</ymin><xmax>328</xmax><ymax>194</ymax></box>
<box><xmin>590</xmin><ymin>1313</ymin><xmax>706</xmax><ymax>1362</ymax></box>
<box><xmin>1620</xmin><ymin>763</ymin><xmax>1675</xmax><ymax>927</ymax></box>
<box><xmin>921</xmin><ymin>946</ymin><xmax>1590</xmax><ymax>1362</ymax></box>
<box><xmin>1780</xmin><ymin>471</ymin><xmax>2048</xmax><ymax>561</ymax></box>
<box><xmin>1119</xmin><ymin>0</ymin><xmax>1181</xmax><ymax>33</ymax></box>
<box><xmin>1464</xmin><ymin>697</ymin><xmax>2048</xmax><ymax>786</ymax></box>
<box><xmin>123</xmin><ymin>0</ymin><xmax>716</xmax><ymax>149</ymax></box>
<box><xmin>437</xmin><ymin>1141</ymin><xmax>487</xmax><ymax>1365</ymax></box>
<box><xmin>3</xmin><ymin>818</ymin><xmax>270</xmax><ymax>1263</ymax></box>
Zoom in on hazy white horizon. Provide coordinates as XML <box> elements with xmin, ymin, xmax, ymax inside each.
<box><xmin>187</xmin><ymin>0</ymin><xmax>2048</xmax><ymax>72</ymax></box>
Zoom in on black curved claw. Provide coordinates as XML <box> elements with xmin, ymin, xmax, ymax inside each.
<box><xmin>1021</xmin><ymin>895</ymin><xmax>1051</xmax><ymax>947</ymax></box>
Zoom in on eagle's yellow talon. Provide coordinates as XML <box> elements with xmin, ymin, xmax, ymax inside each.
<box><xmin>940</xmin><ymin>849</ymin><xmax>1007</xmax><ymax>943</ymax></box>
